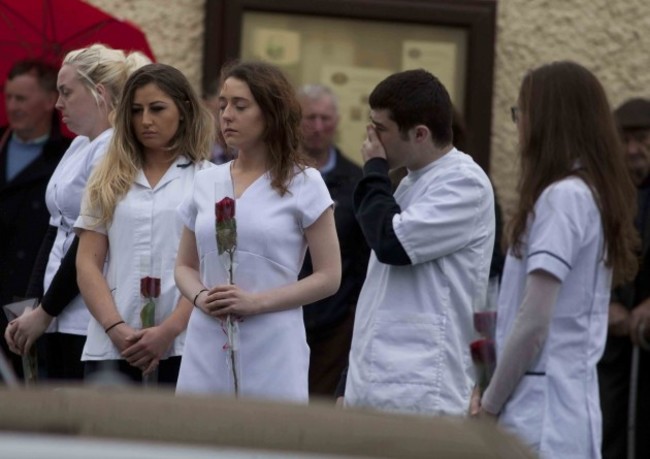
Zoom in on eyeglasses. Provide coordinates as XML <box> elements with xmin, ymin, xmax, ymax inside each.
<box><xmin>510</xmin><ymin>106</ymin><xmax>520</xmax><ymax>123</ymax></box>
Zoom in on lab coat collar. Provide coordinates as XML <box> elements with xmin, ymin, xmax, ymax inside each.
<box><xmin>406</xmin><ymin>147</ymin><xmax>459</xmax><ymax>182</ymax></box>
<box><xmin>134</xmin><ymin>154</ymin><xmax>191</xmax><ymax>190</ymax></box>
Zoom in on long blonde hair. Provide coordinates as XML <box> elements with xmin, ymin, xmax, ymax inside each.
<box><xmin>85</xmin><ymin>63</ymin><xmax>214</xmax><ymax>225</ymax></box>
<box><xmin>63</xmin><ymin>44</ymin><xmax>151</xmax><ymax>118</ymax></box>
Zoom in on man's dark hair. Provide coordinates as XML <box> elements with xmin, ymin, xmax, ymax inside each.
<box><xmin>7</xmin><ymin>59</ymin><xmax>58</xmax><ymax>93</ymax></box>
<box><xmin>614</xmin><ymin>98</ymin><xmax>650</xmax><ymax>131</ymax></box>
<box><xmin>369</xmin><ymin>69</ymin><xmax>453</xmax><ymax>147</ymax></box>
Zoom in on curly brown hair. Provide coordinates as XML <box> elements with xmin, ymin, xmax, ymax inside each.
<box><xmin>218</xmin><ymin>60</ymin><xmax>307</xmax><ymax>196</ymax></box>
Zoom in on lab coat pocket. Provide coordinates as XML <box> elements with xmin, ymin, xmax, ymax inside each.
<box><xmin>83</xmin><ymin>287</ymin><xmax>119</xmax><ymax>358</ymax></box>
<box><xmin>499</xmin><ymin>374</ymin><xmax>547</xmax><ymax>452</ymax></box>
<box><xmin>368</xmin><ymin>313</ymin><xmax>442</xmax><ymax>385</ymax></box>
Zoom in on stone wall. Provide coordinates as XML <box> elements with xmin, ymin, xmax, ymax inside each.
<box><xmin>87</xmin><ymin>0</ymin><xmax>650</xmax><ymax>215</ymax></box>
<box><xmin>86</xmin><ymin>0</ymin><xmax>205</xmax><ymax>91</ymax></box>
<box><xmin>492</xmin><ymin>0</ymin><xmax>650</xmax><ymax>214</ymax></box>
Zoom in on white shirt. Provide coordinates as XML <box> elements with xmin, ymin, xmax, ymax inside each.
<box><xmin>44</xmin><ymin>129</ymin><xmax>112</xmax><ymax>335</ymax></box>
<box><xmin>75</xmin><ymin>156</ymin><xmax>213</xmax><ymax>361</ymax></box>
<box><xmin>345</xmin><ymin>148</ymin><xmax>495</xmax><ymax>415</ymax></box>
<box><xmin>496</xmin><ymin>176</ymin><xmax>610</xmax><ymax>459</ymax></box>
<box><xmin>175</xmin><ymin>164</ymin><xmax>332</xmax><ymax>402</ymax></box>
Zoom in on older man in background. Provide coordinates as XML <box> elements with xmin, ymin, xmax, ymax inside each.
<box><xmin>598</xmin><ymin>98</ymin><xmax>650</xmax><ymax>459</ymax></box>
<box><xmin>297</xmin><ymin>84</ymin><xmax>369</xmax><ymax>399</ymax></box>
<box><xmin>0</xmin><ymin>60</ymin><xmax>70</xmax><ymax>377</ymax></box>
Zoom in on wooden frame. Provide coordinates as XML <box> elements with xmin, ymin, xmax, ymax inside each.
<box><xmin>203</xmin><ymin>0</ymin><xmax>497</xmax><ymax>171</ymax></box>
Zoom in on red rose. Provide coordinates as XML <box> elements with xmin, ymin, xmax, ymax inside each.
<box><xmin>473</xmin><ymin>311</ymin><xmax>497</xmax><ymax>338</ymax></box>
<box><xmin>140</xmin><ymin>276</ymin><xmax>161</xmax><ymax>298</ymax></box>
<box><xmin>216</xmin><ymin>197</ymin><xmax>236</xmax><ymax>223</ymax></box>
<box><xmin>470</xmin><ymin>338</ymin><xmax>496</xmax><ymax>365</ymax></box>
<box><xmin>470</xmin><ymin>338</ymin><xmax>496</xmax><ymax>391</ymax></box>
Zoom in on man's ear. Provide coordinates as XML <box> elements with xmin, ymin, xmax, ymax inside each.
<box><xmin>413</xmin><ymin>125</ymin><xmax>430</xmax><ymax>143</ymax></box>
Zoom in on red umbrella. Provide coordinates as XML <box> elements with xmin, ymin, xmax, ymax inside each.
<box><xmin>0</xmin><ymin>0</ymin><xmax>156</xmax><ymax>126</ymax></box>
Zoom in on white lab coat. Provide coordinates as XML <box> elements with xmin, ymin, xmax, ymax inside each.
<box><xmin>496</xmin><ymin>176</ymin><xmax>610</xmax><ymax>458</ymax></box>
<box><xmin>75</xmin><ymin>156</ymin><xmax>213</xmax><ymax>361</ymax></box>
<box><xmin>44</xmin><ymin>129</ymin><xmax>112</xmax><ymax>335</ymax></box>
<box><xmin>345</xmin><ymin>148</ymin><xmax>495</xmax><ymax>415</ymax></box>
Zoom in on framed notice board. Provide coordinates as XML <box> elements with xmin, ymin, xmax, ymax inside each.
<box><xmin>204</xmin><ymin>0</ymin><xmax>496</xmax><ymax>171</ymax></box>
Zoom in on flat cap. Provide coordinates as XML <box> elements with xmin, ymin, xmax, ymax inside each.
<box><xmin>614</xmin><ymin>98</ymin><xmax>650</xmax><ymax>129</ymax></box>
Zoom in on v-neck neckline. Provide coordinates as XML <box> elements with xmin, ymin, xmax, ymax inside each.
<box><xmin>229</xmin><ymin>160</ymin><xmax>267</xmax><ymax>200</ymax></box>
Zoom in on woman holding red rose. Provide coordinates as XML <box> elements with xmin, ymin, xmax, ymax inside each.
<box><xmin>470</xmin><ymin>61</ymin><xmax>639</xmax><ymax>458</ymax></box>
<box><xmin>75</xmin><ymin>64</ymin><xmax>214</xmax><ymax>383</ymax></box>
<box><xmin>174</xmin><ymin>61</ymin><xmax>341</xmax><ymax>401</ymax></box>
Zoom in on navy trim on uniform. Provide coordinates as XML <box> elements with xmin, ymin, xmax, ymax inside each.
<box><xmin>528</xmin><ymin>250</ymin><xmax>572</xmax><ymax>270</ymax></box>
<box><xmin>353</xmin><ymin>158</ymin><xmax>411</xmax><ymax>266</ymax></box>
<box><xmin>524</xmin><ymin>371</ymin><xmax>546</xmax><ymax>376</ymax></box>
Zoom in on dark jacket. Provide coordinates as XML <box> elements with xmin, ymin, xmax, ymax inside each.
<box><xmin>301</xmin><ymin>149</ymin><xmax>370</xmax><ymax>335</ymax></box>
<box><xmin>598</xmin><ymin>178</ymin><xmax>650</xmax><ymax>459</ymax></box>
<box><xmin>0</xmin><ymin>124</ymin><xmax>70</xmax><ymax>307</ymax></box>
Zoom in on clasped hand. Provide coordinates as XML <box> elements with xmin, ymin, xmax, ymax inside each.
<box><xmin>629</xmin><ymin>298</ymin><xmax>650</xmax><ymax>347</ymax></box>
<box><xmin>108</xmin><ymin>323</ymin><xmax>173</xmax><ymax>375</ymax></box>
<box><xmin>4</xmin><ymin>306</ymin><xmax>52</xmax><ymax>355</ymax></box>
<box><xmin>195</xmin><ymin>284</ymin><xmax>259</xmax><ymax>319</ymax></box>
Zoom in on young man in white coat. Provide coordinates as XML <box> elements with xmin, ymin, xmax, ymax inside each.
<box><xmin>343</xmin><ymin>69</ymin><xmax>495</xmax><ymax>415</ymax></box>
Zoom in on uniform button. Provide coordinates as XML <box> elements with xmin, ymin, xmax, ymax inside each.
<box><xmin>31</xmin><ymin>200</ymin><xmax>41</xmax><ymax>210</ymax></box>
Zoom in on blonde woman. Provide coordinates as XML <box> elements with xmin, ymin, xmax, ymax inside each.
<box><xmin>5</xmin><ymin>44</ymin><xmax>150</xmax><ymax>380</ymax></box>
<box><xmin>75</xmin><ymin>63</ymin><xmax>214</xmax><ymax>384</ymax></box>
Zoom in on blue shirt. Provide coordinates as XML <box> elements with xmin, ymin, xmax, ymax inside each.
<box><xmin>6</xmin><ymin>133</ymin><xmax>49</xmax><ymax>181</ymax></box>
<box><xmin>319</xmin><ymin>147</ymin><xmax>337</xmax><ymax>176</ymax></box>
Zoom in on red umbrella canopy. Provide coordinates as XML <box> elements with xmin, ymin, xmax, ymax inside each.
<box><xmin>0</xmin><ymin>0</ymin><xmax>156</xmax><ymax>126</ymax></box>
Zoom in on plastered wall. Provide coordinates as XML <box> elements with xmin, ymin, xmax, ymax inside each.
<box><xmin>87</xmin><ymin>0</ymin><xmax>650</xmax><ymax>215</ymax></box>
<box><xmin>492</xmin><ymin>0</ymin><xmax>650</xmax><ymax>214</ymax></box>
<box><xmin>86</xmin><ymin>0</ymin><xmax>205</xmax><ymax>90</ymax></box>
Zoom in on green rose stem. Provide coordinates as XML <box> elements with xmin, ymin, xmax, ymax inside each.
<box><xmin>216</xmin><ymin>197</ymin><xmax>239</xmax><ymax>396</ymax></box>
<box><xmin>140</xmin><ymin>276</ymin><xmax>160</xmax><ymax>387</ymax></box>
<box><xmin>22</xmin><ymin>345</ymin><xmax>38</xmax><ymax>386</ymax></box>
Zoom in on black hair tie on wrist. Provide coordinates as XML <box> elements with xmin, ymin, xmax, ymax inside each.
<box><xmin>193</xmin><ymin>288</ymin><xmax>209</xmax><ymax>307</ymax></box>
<box><xmin>105</xmin><ymin>320</ymin><xmax>125</xmax><ymax>334</ymax></box>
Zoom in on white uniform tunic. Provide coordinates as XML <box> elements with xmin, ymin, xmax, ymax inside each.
<box><xmin>175</xmin><ymin>164</ymin><xmax>332</xmax><ymax>402</ymax></box>
<box><xmin>44</xmin><ymin>129</ymin><xmax>112</xmax><ymax>335</ymax></box>
<box><xmin>345</xmin><ymin>149</ymin><xmax>495</xmax><ymax>415</ymax></box>
<box><xmin>75</xmin><ymin>156</ymin><xmax>212</xmax><ymax>361</ymax></box>
<box><xmin>496</xmin><ymin>177</ymin><xmax>610</xmax><ymax>459</ymax></box>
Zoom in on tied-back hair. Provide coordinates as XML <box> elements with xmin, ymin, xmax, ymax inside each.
<box><xmin>219</xmin><ymin>60</ymin><xmax>306</xmax><ymax>196</ymax></box>
<box><xmin>507</xmin><ymin>61</ymin><xmax>639</xmax><ymax>286</ymax></box>
<box><xmin>63</xmin><ymin>44</ymin><xmax>151</xmax><ymax>119</ymax></box>
<box><xmin>85</xmin><ymin>63</ymin><xmax>214</xmax><ymax>226</ymax></box>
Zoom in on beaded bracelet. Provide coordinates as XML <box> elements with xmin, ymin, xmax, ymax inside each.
<box><xmin>104</xmin><ymin>320</ymin><xmax>125</xmax><ymax>334</ymax></box>
<box><xmin>193</xmin><ymin>288</ymin><xmax>209</xmax><ymax>307</ymax></box>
